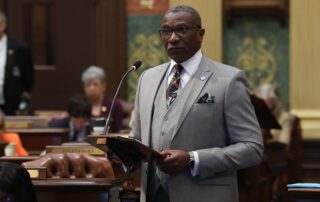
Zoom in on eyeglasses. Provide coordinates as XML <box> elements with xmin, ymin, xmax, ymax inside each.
<box><xmin>159</xmin><ymin>25</ymin><xmax>200</xmax><ymax>38</ymax></box>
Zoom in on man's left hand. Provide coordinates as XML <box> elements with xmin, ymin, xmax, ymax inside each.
<box><xmin>155</xmin><ymin>150</ymin><xmax>190</xmax><ymax>174</ymax></box>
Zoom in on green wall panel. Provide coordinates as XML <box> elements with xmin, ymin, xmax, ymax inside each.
<box><xmin>126</xmin><ymin>15</ymin><xmax>168</xmax><ymax>102</ymax></box>
<box><xmin>223</xmin><ymin>15</ymin><xmax>289</xmax><ymax>108</ymax></box>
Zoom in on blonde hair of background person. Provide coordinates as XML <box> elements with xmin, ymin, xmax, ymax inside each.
<box><xmin>0</xmin><ymin>111</ymin><xmax>28</xmax><ymax>156</ymax></box>
<box><xmin>255</xmin><ymin>83</ymin><xmax>294</xmax><ymax>145</ymax></box>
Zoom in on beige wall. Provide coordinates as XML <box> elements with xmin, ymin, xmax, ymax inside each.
<box><xmin>290</xmin><ymin>0</ymin><xmax>320</xmax><ymax>139</ymax></box>
<box><xmin>169</xmin><ymin>0</ymin><xmax>222</xmax><ymax>62</ymax></box>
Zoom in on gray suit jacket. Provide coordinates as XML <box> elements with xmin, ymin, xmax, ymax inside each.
<box><xmin>130</xmin><ymin>55</ymin><xmax>263</xmax><ymax>202</ymax></box>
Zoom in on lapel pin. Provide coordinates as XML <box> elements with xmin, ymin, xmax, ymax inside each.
<box><xmin>101</xmin><ymin>106</ymin><xmax>107</xmax><ymax>112</ymax></box>
<box><xmin>200</xmin><ymin>76</ymin><xmax>206</xmax><ymax>81</ymax></box>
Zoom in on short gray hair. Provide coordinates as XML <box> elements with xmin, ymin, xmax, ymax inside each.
<box><xmin>0</xmin><ymin>10</ymin><xmax>6</xmax><ymax>23</ymax></box>
<box><xmin>165</xmin><ymin>5</ymin><xmax>202</xmax><ymax>27</ymax></box>
<box><xmin>81</xmin><ymin>66</ymin><xmax>106</xmax><ymax>83</ymax></box>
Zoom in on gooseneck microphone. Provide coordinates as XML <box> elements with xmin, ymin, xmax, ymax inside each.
<box><xmin>103</xmin><ymin>60</ymin><xmax>142</xmax><ymax>135</ymax></box>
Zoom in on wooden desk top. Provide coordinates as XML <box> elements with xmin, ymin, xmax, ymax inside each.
<box><xmin>33</xmin><ymin>178</ymin><xmax>122</xmax><ymax>191</ymax></box>
<box><xmin>7</xmin><ymin>128</ymin><xmax>69</xmax><ymax>133</ymax></box>
<box><xmin>288</xmin><ymin>188</ymin><xmax>320</xmax><ymax>199</ymax></box>
<box><xmin>0</xmin><ymin>156</ymin><xmax>39</xmax><ymax>164</ymax></box>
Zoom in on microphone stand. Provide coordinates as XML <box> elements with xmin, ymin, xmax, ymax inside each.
<box><xmin>103</xmin><ymin>62</ymin><xmax>141</xmax><ymax>135</ymax></box>
<box><xmin>102</xmin><ymin>61</ymin><xmax>141</xmax><ymax>202</ymax></box>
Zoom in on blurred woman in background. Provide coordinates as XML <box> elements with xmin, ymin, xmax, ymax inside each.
<box><xmin>81</xmin><ymin>66</ymin><xmax>125</xmax><ymax>133</ymax></box>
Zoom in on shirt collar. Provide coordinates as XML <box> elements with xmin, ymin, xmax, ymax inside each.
<box><xmin>168</xmin><ymin>49</ymin><xmax>203</xmax><ymax>76</ymax></box>
<box><xmin>0</xmin><ymin>34</ymin><xmax>7</xmax><ymax>50</ymax></box>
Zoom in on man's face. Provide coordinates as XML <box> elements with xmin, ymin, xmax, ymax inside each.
<box><xmin>160</xmin><ymin>12</ymin><xmax>205</xmax><ymax>63</ymax></box>
<box><xmin>70</xmin><ymin>117</ymin><xmax>88</xmax><ymax>132</ymax></box>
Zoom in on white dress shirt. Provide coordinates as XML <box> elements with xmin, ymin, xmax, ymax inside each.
<box><xmin>0</xmin><ymin>34</ymin><xmax>7</xmax><ymax>104</ymax></box>
<box><xmin>167</xmin><ymin>49</ymin><xmax>202</xmax><ymax>176</ymax></box>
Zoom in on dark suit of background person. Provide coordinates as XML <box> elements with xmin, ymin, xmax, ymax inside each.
<box><xmin>0</xmin><ymin>11</ymin><xmax>34</xmax><ymax>115</ymax></box>
<box><xmin>129</xmin><ymin>6</ymin><xmax>264</xmax><ymax>202</ymax></box>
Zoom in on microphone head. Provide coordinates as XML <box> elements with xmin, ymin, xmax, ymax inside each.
<box><xmin>132</xmin><ymin>60</ymin><xmax>142</xmax><ymax>70</ymax></box>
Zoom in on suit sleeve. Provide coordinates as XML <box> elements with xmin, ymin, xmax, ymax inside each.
<box><xmin>129</xmin><ymin>71</ymin><xmax>146</xmax><ymax>141</ymax></box>
<box><xmin>197</xmin><ymin>71</ymin><xmax>264</xmax><ymax>180</ymax></box>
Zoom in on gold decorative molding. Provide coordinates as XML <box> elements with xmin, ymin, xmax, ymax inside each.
<box><xmin>291</xmin><ymin>109</ymin><xmax>320</xmax><ymax>140</ymax></box>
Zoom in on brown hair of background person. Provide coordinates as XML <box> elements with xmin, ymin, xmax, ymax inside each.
<box><xmin>48</xmin><ymin>94</ymin><xmax>92</xmax><ymax>141</ymax></box>
<box><xmin>0</xmin><ymin>162</ymin><xmax>37</xmax><ymax>202</ymax></box>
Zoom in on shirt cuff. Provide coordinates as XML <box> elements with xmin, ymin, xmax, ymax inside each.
<box><xmin>190</xmin><ymin>151</ymin><xmax>200</xmax><ymax>176</ymax></box>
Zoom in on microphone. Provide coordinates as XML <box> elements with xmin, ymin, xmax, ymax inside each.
<box><xmin>103</xmin><ymin>60</ymin><xmax>142</xmax><ymax>135</ymax></box>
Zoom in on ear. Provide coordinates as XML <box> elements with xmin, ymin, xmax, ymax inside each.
<box><xmin>198</xmin><ymin>28</ymin><xmax>205</xmax><ymax>43</ymax></box>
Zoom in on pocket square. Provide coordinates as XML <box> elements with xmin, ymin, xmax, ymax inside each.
<box><xmin>197</xmin><ymin>93</ymin><xmax>215</xmax><ymax>104</ymax></box>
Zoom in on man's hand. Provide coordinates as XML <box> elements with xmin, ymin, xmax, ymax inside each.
<box><xmin>155</xmin><ymin>150</ymin><xmax>190</xmax><ymax>174</ymax></box>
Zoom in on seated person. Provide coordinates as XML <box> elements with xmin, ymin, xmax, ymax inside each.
<box><xmin>255</xmin><ymin>83</ymin><xmax>294</xmax><ymax>145</ymax></box>
<box><xmin>81</xmin><ymin>66</ymin><xmax>125</xmax><ymax>132</ymax></box>
<box><xmin>0</xmin><ymin>111</ymin><xmax>28</xmax><ymax>156</ymax></box>
<box><xmin>49</xmin><ymin>94</ymin><xmax>92</xmax><ymax>141</ymax></box>
<box><xmin>0</xmin><ymin>162</ymin><xmax>37</xmax><ymax>202</ymax></box>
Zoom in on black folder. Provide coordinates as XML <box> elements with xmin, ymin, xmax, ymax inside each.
<box><xmin>85</xmin><ymin>135</ymin><xmax>162</xmax><ymax>168</ymax></box>
<box><xmin>250</xmin><ymin>94</ymin><xmax>282</xmax><ymax>129</ymax></box>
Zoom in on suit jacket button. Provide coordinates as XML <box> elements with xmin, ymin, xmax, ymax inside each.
<box><xmin>163</xmin><ymin>116</ymin><xmax>168</xmax><ymax>121</ymax></box>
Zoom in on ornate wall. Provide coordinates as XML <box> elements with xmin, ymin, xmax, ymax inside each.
<box><xmin>223</xmin><ymin>15</ymin><xmax>289</xmax><ymax>108</ymax></box>
<box><xmin>126</xmin><ymin>0</ymin><xmax>168</xmax><ymax>102</ymax></box>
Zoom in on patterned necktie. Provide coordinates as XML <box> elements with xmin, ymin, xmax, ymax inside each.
<box><xmin>167</xmin><ymin>63</ymin><xmax>183</xmax><ymax>106</ymax></box>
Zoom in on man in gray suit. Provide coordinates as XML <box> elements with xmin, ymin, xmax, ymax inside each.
<box><xmin>130</xmin><ymin>5</ymin><xmax>263</xmax><ymax>202</ymax></box>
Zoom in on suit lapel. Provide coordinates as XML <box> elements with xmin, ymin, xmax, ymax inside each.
<box><xmin>172</xmin><ymin>56</ymin><xmax>214</xmax><ymax>139</ymax></box>
<box><xmin>144</xmin><ymin>62</ymin><xmax>169</xmax><ymax>146</ymax></box>
<box><xmin>5</xmin><ymin>38</ymin><xmax>15</xmax><ymax>80</ymax></box>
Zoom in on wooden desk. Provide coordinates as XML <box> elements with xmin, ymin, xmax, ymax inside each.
<box><xmin>288</xmin><ymin>188</ymin><xmax>320</xmax><ymax>200</ymax></box>
<box><xmin>33</xmin><ymin>178</ymin><xmax>121</xmax><ymax>202</ymax></box>
<box><xmin>0</xmin><ymin>156</ymin><xmax>39</xmax><ymax>164</ymax></box>
<box><xmin>7</xmin><ymin>128</ymin><xmax>69</xmax><ymax>154</ymax></box>
<box><xmin>5</xmin><ymin>115</ymin><xmax>49</xmax><ymax>128</ymax></box>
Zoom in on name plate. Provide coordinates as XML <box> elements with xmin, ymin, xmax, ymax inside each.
<box><xmin>27</xmin><ymin>167</ymin><xmax>47</xmax><ymax>180</ymax></box>
<box><xmin>46</xmin><ymin>145</ymin><xmax>105</xmax><ymax>156</ymax></box>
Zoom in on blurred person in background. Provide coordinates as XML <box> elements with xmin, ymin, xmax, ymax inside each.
<box><xmin>0</xmin><ymin>162</ymin><xmax>37</xmax><ymax>202</ymax></box>
<box><xmin>255</xmin><ymin>83</ymin><xmax>294</xmax><ymax>145</ymax></box>
<box><xmin>0</xmin><ymin>110</ymin><xmax>28</xmax><ymax>156</ymax></box>
<box><xmin>49</xmin><ymin>94</ymin><xmax>92</xmax><ymax>141</ymax></box>
<box><xmin>0</xmin><ymin>10</ymin><xmax>34</xmax><ymax>115</ymax></box>
<box><xmin>81</xmin><ymin>66</ymin><xmax>125</xmax><ymax>133</ymax></box>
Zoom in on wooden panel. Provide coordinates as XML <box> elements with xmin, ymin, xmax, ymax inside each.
<box><xmin>3</xmin><ymin>0</ymin><xmax>126</xmax><ymax>110</ymax></box>
<box><xmin>169</xmin><ymin>0</ymin><xmax>222</xmax><ymax>62</ymax></box>
<box><xmin>95</xmin><ymin>0</ymin><xmax>126</xmax><ymax>99</ymax></box>
<box><xmin>7</xmin><ymin>128</ymin><xmax>69</xmax><ymax>153</ymax></box>
<box><xmin>33</xmin><ymin>179</ymin><xmax>112</xmax><ymax>202</ymax></box>
<box><xmin>290</xmin><ymin>0</ymin><xmax>320</xmax><ymax>139</ymax></box>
